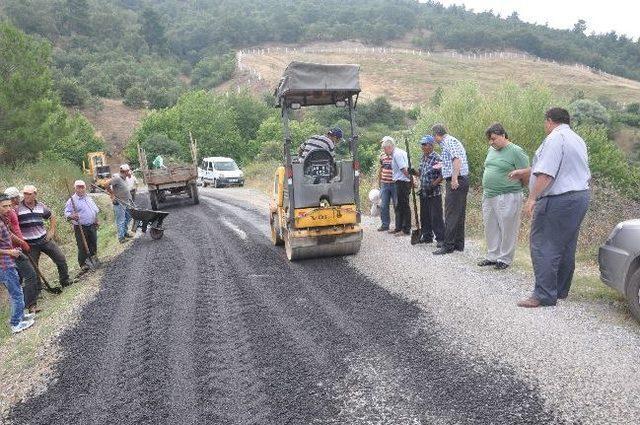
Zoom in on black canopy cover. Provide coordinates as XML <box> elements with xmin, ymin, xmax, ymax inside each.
<box><xmin>275</xmin><ymin>61</ymin><xmax>360</xmax><ymax>107</ymax></box>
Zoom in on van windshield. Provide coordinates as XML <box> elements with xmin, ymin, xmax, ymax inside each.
<box><xmin>214</xmin><ymin>161</ymin><xmax>239</xmax><ymax>171</ymax></box>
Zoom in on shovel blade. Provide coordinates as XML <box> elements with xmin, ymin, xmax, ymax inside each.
<box><xmin>410</xmin><ymin>229</ymin><xmax>421</xmax><ymax>245</ymax></box>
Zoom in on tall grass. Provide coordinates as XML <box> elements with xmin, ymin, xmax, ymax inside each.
<box><xmin>414</xmin><ymin>81</ymin><xmax>640</xmax><ymax>198</ymax></box>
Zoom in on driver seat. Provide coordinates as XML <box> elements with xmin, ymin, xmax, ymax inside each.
<box><xmin>303</xmin><ymin>149</ymin><xmax>336</xmax><ymax>184</ymax></box>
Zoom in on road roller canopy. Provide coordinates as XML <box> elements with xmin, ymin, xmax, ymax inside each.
<box><xmin>275</xmin><ymin>62</ymin><xmax>360</xmax><ymax>108</ymax></box>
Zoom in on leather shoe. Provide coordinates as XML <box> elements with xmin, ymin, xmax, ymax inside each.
<box><xmin>432</xmin><ymin>247</ymin><xmax>454</xmax><ymax>255</ymax></box>
<box><xmin>419</xmin><ymin>236</ymin><xmax>433</xmax><ymax>244</ymax></box>
<box><xmin>377</xmin><ymin>226</ymin><xmax>389</xmax><ymax>232</ymax></box>
<box><xmin>494</xmin><ymin>262</ymin><xmax>509</xmax><ymax>270</ymax></box>
<box><xmin>517</xmin><ymin>297</ymin><xmax>542</xmax><ymax>308</ymax></box>
<box><xmin>388</xmin><ymin>229</ymin><xmax>401</xmax><ymax>234</ymax></box>
<box><xmin>478</xmin><ymin>259</ymin><xmax>497</xmax><ymax>267</ymax></box>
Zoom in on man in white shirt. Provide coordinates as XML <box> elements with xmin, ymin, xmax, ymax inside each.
<box><xmin>509</xmin><ymin>108</ymin><xmax>591</xmax><ymax>308</ymax></box>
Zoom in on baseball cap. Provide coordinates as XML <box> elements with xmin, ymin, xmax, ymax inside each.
<box><xmin>74</xmin><ymin>180</ymin><xmax>86</xmax><ymax>187</ymax></box>
<box><xmin>420</xmin><ymin>135</ymin><xmax>435</xmax><ymax>145</ymax></box>
<box><xmin>328</xmin><ymin>127</ymin><xmax>343</xmax><ymax>139</ymax></box>
<box><xmin>22</xmin><ymin>185</ymin><xmax>37</xmax><ymax>194</ymax></box>
<box><xmin>120</xmin><ymin>164</ymin><xmax>131</xmax><ymax>171</ymax></box>
<box><xmin>4</xmin><ymin>187</ymin><xmax>20</xmax><ymax>199</ymax></box>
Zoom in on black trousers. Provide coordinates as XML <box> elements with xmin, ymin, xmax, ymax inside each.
<box><xmin>74</xmin><ymin>224</ymin><xmax>98</xmax><ymax>267</ymax></box>
<box><xmin>420</xmin><ymin>194</ymin><xmax>445</xmax><ymax>242</ymax></box>
<box><xmin>444</xmin><ymin>177</ymin><xmax>469</xmax><ymax>251</ymax></box>
<box><xmin>16</xmin><ymin>254</ymin><xmax>39</xmax><ymax>309</ymax></box>
<box><xmin>394</xmin><ymin>180</ymin><xmax>412</xmax><ymax>233</ymax></box>
<box><xmin>29</xmin><ymin>238</ymin><xmax>70</xmax><ymax>287</ymax></box>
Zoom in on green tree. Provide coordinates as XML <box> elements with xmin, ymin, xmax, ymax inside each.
<box><xmin>0</xmin><ymin>22</ymin><xmax>58</xmax><ymax>163</ymax></box>
<box><xmin>124</xmin><ymin>85</ymin><xmax>146</xmax><ymax>108</ymax></box>
<box><xmin>139</xmin><ymin>7</ymin><xmax>166</xmax><ymax>50</ymax></box>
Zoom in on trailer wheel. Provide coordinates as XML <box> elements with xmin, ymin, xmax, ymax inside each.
<box><xmin>149</xmin><ymin>190</ymin><xmax>158</xmax><ymax>210</ymax></box>
<box><xmin>190</xmin><ymin>182</ymin><xmax>199</xmax><ymax>205</ymax></box>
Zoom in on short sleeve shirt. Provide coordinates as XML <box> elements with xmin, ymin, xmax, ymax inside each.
<box><xmin>379</xmin><ymin>154</ymin><xmax>394</xmax><ymax>184</ymax></box>
<box><xmin>529</xmin><ymin>124</ymin><xmax>591</xmax><ymax>197</ymax></box>
<box><xmin>482</xmin><ymin>143</ymin><xmax>530</xmax><ymax>198</ymax></box>
<box><xmin>16</xmin><ymin>201</ymin><xmax>52</xmax><ymax>242</ymax></box>
<box><xmin>391</xmin><ymin>148</ymin><xmax>410</xmax><ymax>182</ymax></box>
<box><xmin>440</xmin><ymin>135</ymin><xmax>469</xmax><ymax>178</ymax></box>
<box><xmin>418</xmin><ymin>152</ymin><xmax>443</xmax><ymax>197</ymax></box>
<box><xmin>110</xmin><ymin>173</ymin><xmax>132</xmax><ymax>204</ymax></box>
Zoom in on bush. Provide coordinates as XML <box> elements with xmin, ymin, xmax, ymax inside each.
<box><xmin>415</xmin><ymin>82</ymin><xmax>640</xmax><ymax>198</ymax></box>
<box><xmin>570</xmin><ymin>99</ymin><xmax>611</xmax><ymax>127</ymax></box>
<box><xmin>57</xmin><ymin>77</ymin><xmax>90</xmax><ymax>107</ymax></box>
<box><xmin>123</xmin><ymin>85</ymin><xmax>146</xmax><ymax>108</ymax></box>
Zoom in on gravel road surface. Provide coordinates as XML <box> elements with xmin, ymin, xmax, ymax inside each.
<box><xmin>9</xmin><ymin>188</ymin><xmax>639</xmax><ymax>424</ymax></box>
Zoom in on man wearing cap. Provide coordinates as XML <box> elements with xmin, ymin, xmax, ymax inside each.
<box><xmin>0</xmin><ymin>194</ymin><xmax>36</xmax><ymax>334</ymax></box>
<box><xmin>17</xmin><ymin>185</ymin><xmax>71</xmax><ymax>288</ymax></box>
<box><xmin>377</xmin><ymin>137</ymin><xmax>400</xmax><ymax>232</ymax></box>
<box><xmin>431</xmin><ymin>124</ymin><xmax>470</xmax><ymax>255</ymax></box>
<box><xmin>3</xmin><ymin>187</ymin><xmax>40</xmax><ymax>314</ymax></box>
<box><xmin>64</xmin><ymin>180</ymin><xmax>100</xmax><ymax>271</ymax></box>
<box><xmin>382</xmin><ymin>136</ymin><xmax>411</xmax><ymax>235</ymax></box>
<box><xmin>108</xmin><ymin>164</ymin><xmax>133</xmax><ymax>243</ymax></box>
<box><xmin>411</xmin><ymin>136</ymin><xmax>445</xmax><ymax>245</ymax></box>
<box><xmin>298</xmin><ymin>127</ymin><xmax>343</xmax><ymax>158</ymax></box>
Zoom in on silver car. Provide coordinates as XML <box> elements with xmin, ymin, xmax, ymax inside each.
<box><xmin>599</xmin><ymin>220</ymin><xmax>640</xmax><ymax>323</ymax></box>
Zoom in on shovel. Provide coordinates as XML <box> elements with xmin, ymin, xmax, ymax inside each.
<box><xmin>66</xmin><ymin>182</ymin><xmax>99</xmax><ymax>270</ymax></box>
<box><xmin>23</xmin><ymin>253</ymin><xmax>63</xmax><ymax>295</ymax></box>
<box><xmin>404</xmin><ymin>137</ymin><xmax>422</xmax><ymax>245</ymax></box>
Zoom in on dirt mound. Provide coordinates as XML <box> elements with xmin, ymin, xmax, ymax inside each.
<box><xmin>76</xmin><ymin>99</ymin><xmax>145</xmax><ymax>169</ymax></box>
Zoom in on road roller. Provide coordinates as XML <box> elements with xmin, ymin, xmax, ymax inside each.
<box><xmin>269</xmin><ymin>61</ymin><xmax>363</xmax><ymax>261</ymax></box>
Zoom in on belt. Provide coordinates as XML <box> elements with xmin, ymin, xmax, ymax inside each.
<box><xmin>539</xmin><ymin>189</ymin><xmax>588</xmax><ymax>200</ymax></box>
<box><xmin>445</xmin><ymin>175</ymin><xmax>467</xmax><ymax>182</ymax></box>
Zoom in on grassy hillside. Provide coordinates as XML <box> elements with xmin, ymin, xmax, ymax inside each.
<box><xmin>230</xmin><ymin>42</ymin><xmax>640</xmax><ymax>107</ymax></box>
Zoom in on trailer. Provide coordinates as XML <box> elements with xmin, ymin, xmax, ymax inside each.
<box><xmin>138</xmin><ymin>134</ymin><xmax>199</xmax><ymax>210</ymax></box>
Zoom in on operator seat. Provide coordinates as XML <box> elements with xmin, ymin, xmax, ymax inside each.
<box><xmin>303</xmin><ymin>149</ymin><xmax>336</xmax><ymax>184</ymax></box>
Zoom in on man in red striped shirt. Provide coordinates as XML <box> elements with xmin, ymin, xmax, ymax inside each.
<box><xmin>3</xmin><ymin>187</ymin><xmax>40</xmax><ymax>314</ymax></box>
<box><xmin>377</xmin><ymin>136</ymin><xmax>401</xmax><ymax>232</ymax></box>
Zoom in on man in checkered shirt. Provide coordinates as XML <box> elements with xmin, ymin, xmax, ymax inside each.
<box><xmin>431</xmin><ymin>124</ymin><xmax>470</xmax><ymax>255</ymax></box>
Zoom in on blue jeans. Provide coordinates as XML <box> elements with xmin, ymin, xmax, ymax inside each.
<box><xmin>531</xmin><ymin>190</ymin><xmax>590</xmax><ymax>305</ymax></box>
<box><xmin>379</xmin><ymin>182</ymin><xmax>399</xmax><ymax>229</ymax></box>
<box><xmin>1</xmin><ymin>267</ymin><xmax>24</xmax><ymax>326</ymax></box>
<box><xmin>113</xmin><ymin>203</ymin><xmax>132</xmax><ymax>240</ymax></box>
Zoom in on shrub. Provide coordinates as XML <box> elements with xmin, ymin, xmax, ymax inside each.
<box><xmin>570</xmin><ymin>99</ymin><xmax>611</xmax><ymax>127</ymax></box>
<box><xmin>123</xmin><ymin>85</ymin><xmax>146</xmax><ymax>108</ymax></box>
<box><xmin>57</xmin><ymin>77</ymin><xmax>90</xmax><ymax>107</ymax></box>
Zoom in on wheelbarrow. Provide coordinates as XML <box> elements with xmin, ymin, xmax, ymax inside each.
<box><xmin>128</xmin><ymin>207</ymin><xmax>169</xmax><ymax>240</ymax></box>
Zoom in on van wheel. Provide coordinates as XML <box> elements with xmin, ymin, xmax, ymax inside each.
<box><xmin>625</xmin><ymin>268</ymin><xmax>640</xmax><ymax>324</ymax></box>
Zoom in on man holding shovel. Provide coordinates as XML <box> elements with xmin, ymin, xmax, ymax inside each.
<box><xmin>64</xmin><ymin>180</ymin><xmax>100</xmax><ymax>273</ymax></box>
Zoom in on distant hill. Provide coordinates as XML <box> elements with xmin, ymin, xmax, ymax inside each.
<box><xmin>221</xmin><ymin>42</ymin><xmax>640</xmax><ymax>107</ymax></box>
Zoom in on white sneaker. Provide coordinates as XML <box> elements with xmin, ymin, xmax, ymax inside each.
<box><xmin>23</xmin><ymin>312</ymin><xmax>36</xmax><ymax>320</ymax></box>
<box><xmin>11</xmin><ymin>319</ymin><xmax>35</xmax><ymax>334</ymax></box>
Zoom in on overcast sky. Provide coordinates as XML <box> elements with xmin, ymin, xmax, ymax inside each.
<box><xmin>436</xmin><ymin>0</ymin><xmax>640</xmax><ymax>40</ymax></box>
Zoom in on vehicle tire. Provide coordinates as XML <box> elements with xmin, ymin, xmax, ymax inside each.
<box><xmin>202</xmin><ymin>179</ymin><xmax>209</xmax><ymax>188</ymax></box>
<box><xmin>149</xmin><ymin>190</ymin><xmax>158</xmax><ymax>211</ymax></box>
<box><xmin>191</xmin><ymin>182</ymin><xmax>199</xmax><ymax>205</ymax></box>
<box><xmin>270</xmin><ymin>213</ymin><xmax>284</xmax><ymax>246</ymax></box>
<box><xmin>625</xmin><ymin>268</ymin><xmax>640</xmax><ymax>324</ymax></box>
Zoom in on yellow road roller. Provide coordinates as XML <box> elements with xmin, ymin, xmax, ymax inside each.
<box><xmin>269</xmin><ymin>62</ymin><xmax>363</xmax><ymax>261</ymax></box>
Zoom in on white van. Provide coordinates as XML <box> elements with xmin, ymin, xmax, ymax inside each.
<box><xmin>198</xmin><ymin>157</ymin><xmax>245</xmax><ymax>188</ymax></box>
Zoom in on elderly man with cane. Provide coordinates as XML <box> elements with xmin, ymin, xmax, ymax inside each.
<box><xmin>64</xmin><ymin>180</ymin><xmax>100</xmax><ymax>273</ymax></box>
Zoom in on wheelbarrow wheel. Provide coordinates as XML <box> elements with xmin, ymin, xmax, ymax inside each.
<box><xmin>150</xmin><ymin>227</ymin><xmax>164</xmax><ymax>240</ymax></box>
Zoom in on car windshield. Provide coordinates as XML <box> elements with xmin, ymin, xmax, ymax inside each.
<box><xmin>214</xmin><ymin>161</ymin><xmax>238</xmax><ymax>171</ymax></box>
